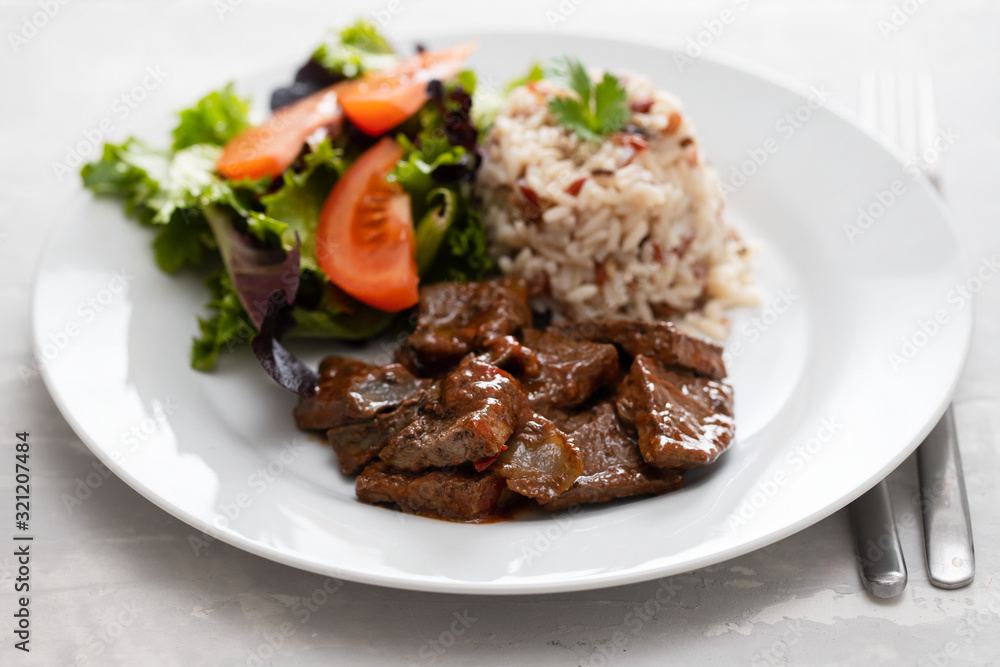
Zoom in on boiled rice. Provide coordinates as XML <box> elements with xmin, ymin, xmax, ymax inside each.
<box><xmin>477</xmin><ymin>71</ymin><xmax>758</xmax><ymax>338</ymax></box>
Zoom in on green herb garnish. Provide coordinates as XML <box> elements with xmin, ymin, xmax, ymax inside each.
<box><xmin>544</xmin><ymin>56</ymin><xmax>629</xmax><ymax>141</ymax></box>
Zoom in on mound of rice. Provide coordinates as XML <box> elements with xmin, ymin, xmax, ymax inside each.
<box><xmin>476</xmin><ymin>71</ymin><xmax>758</xmax><ymax>338</ymax></box>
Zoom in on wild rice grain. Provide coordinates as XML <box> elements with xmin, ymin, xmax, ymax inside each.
<box><xmin>477</xmin><ymin>71</ymin><xmax>758</xmax><ymax>337</ymax></box>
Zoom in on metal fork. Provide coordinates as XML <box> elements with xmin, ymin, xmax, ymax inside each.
<box><xmin>850</xmin><ymin>71</ymin><xmax>975</xmax><ymax>596</ymax></box>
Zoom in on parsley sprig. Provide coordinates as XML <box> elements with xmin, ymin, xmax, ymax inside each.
<box><xmin>544</xmin><ymin>57</ymin><xmax>629</xmax><ymax>141</ymax></box>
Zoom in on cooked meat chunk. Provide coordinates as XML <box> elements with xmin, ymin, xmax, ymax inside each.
<box><xmin>550</xmin><ymin>319</ymin><xmax>727</xmax><ymax>380</ymax></box>
<box><xmin>327</xmin><ymin>422</ymin><xmax>383</xmax><ymax>476</ymax></box>
<box><xmin>293</xmin><ymin>280</ymin><xmax>740</xmax><ymax>523</ymax></box>
<box><xmin>494</xmin><ymin>414</ymin><xmax>583</xmax><ymax>503</ymax></box>
<box><xmin>542</xmin><ymin>402</ymin><xmax>682</xmax><ymax>511</ymax></box>
<box><xmin>439</xmin><ymin>355</ymin><xmax>528</xmax><ymax>427</ymax></box>
<box><xmin>326</xmin><ymin>388</ymin><xmax>434</xmax><ymax>475</ymax></box>
<box><xmin>356</xmin><ymin>462</ymin><xmax>507</xmax><ymax>522</ymax></box>
<box><xmin>399</xmin><ymin>278</ymin><xmax>532</xmax><ymax>374</ymax></box>
<box><xmin>378</xmin><ymin>357</ymin><xmax>528</xmax><ymax>471</ymax></box>
<box><xmin>380</xmin><ymin>408</ymin><xmax>512</xmax><ymax>472</ymax></box>
<box><xmin>294</xmin><ymin>356</ymin><xmax>428</xmax><ymax>431</ymax></box>
<box><xmin>616</xmin><ymin>355</ymin><xmax>735</xmax><ymax>469</ymax></box>
<box><xmin>518</xmin><ymin>329</ymin><xmax>620</xmax><ymax>412</ymax></box>
<box><xmin>476</xmin><ymin>334</ymin><xmax>540</xmax><ymax>377</ymax></box>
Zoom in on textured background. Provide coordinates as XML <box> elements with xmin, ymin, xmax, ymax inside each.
<box><xmin>2</xmin><ymin>1</ymin><xmax>999</xmax><ymax>665</ymax></box>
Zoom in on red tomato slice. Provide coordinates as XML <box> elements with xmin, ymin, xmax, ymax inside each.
<box><xmin>316</xmin><ymin>137</ymin><xmax>418</xmax><ymax>312</ymax></box>
<box><xmin>217</xmin><ymin>88</ymin><xmax>343</xmax><ymax>181</ymax></box>
<box><xmin>216</xmin><ymin>43</ymin><xmax>476</xmax><ymax>180</ymax></box>
<box><xmin>336</xmin><ymin>42</ymin><xmax>477</xmax><ymax>136</ymax></box>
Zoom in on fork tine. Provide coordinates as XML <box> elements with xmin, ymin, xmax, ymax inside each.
<box><xmin>897</xmin><ymin>72</ymin><xmax>918</xmax><ymax>160</ymax></box>
<box><xmin>916</xmin><ymin>72</ymin><xmax>938</xmax><ymax>156</ymax></box>
<box><xmin>859</xmin><ymin>70</ymin><xmax>879</xmax><ymax>131</ymax></box>
<box><xmin>863</xmin><ymin>70</ymin><xmax>941</xmax><ymax>186</ymax></box>
<box><xmin>916</xmin><ymin>72</ymin><xmax>941</xmax><ymax>186</ymax></box>
<box><xmin>878</xmin><ymin>71</ymin><xmax>899</xmax><ymax>148</ymax></box>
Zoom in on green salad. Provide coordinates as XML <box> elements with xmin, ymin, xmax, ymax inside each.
<box><xmin>81</xmin><ymin>21</ymin><xmax>490</xmax><ymax>388</ymax></box>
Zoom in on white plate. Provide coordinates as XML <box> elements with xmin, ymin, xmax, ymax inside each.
<box><xmin>33</xmin><ymin>32</ymin><xmax>971</xmax><ymax>594</ymax></box>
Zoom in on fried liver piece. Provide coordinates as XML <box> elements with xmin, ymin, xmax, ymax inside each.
<box><xmin>550</xmin><ymin>319</ymin><xmax>727</xmax><ymax>380</ymax></box>
<box><xmin>294</xmin><ymin>356</ymin><xmax>429</xmax><ymax>431</ymax></box>
<box><xmin>475</xmin><ymin>334</ymin><xmax>540</xmax><ymax>378</ymax></box>
<box><xmin>541</xmin><ymin>401</ymin><xmax>682</xmax><ymax>511</ymax></box>
<box><xmin>493</xmin><ymin>414</ymin><xmax>583</xmax><ymax>504</ymax></box>
<box><xmin>325</xmin><ymin>387</ymin><xmax>437</xmax><ymax>475</ymax></box>
<box><xmin>399</xmin><ymin>278</ymin><xmax>532</xmax><ymax>374</ymax></box>
<box><xmin>378</xmin><ymin>357</ymin><xmax>528</xmax><ymax>471</ymax></box>
<box><xmin>356</xmin><ymin>461</ymin><xmax>507</xmax><ymax>522</ymax></box>
<box><xmin>517</xmin><ymin>329</ymin><xmax>620</xmax><ymax>413</ymax></box>
<box><xmin>616</xmin><ymin>355</ymin><xmax>735</xmax><ymax>469</ymax></box>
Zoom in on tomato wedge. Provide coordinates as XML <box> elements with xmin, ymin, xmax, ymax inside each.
<box><xmin>217</xmin><ymin>88</ymin><xmax>343</xmax><ymax>181</ymax></box>
<box><xmin>316</xmin><ymin>137</ymin><xmax>418</xmax><ymax>312</ymax></box>
<box><xmin>338</xmin><ymin>42</ymin><xmax>477</xmax><ymax>136</ymax></box>
<box><xmin>216</xmin><ymin>43</ymin><xmax>476</xmax><ymax>180</ymax></box>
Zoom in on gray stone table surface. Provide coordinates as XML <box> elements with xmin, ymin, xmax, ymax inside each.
<box><xmin>2</xmin><ymin>0</ymin><xmax>999</xmax><ymax>665</ymax></box>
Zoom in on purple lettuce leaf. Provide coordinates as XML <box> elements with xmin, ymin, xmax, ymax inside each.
<box><xmin>204</xmin><ymin>206</ymin><xmax>318</xmax><ymax>396</ymax></box>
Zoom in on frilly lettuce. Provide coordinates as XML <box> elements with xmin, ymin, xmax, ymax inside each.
<box><xmin>82</xmin><ymin>21</ymin><xmax>493</xmax><ymax>379</ymax></box>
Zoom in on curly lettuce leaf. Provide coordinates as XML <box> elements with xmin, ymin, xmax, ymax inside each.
<box><xmin>81</xmin><ymin>138</ymin><xmax>165</xmax><ymax>218</ymax></box>
<box><xmin>192</xmin><ymin>268</ymin><xmax>255</xmax><ymax>371</ymax></box>
<box><xmin>433</xmin><ymin>202</ymin><xmax>491</xmax><ymax>282</ymax></box>
<box><xmin>81</xmin><ymin>139</ymin><xmax>221</xmax><ymax>224</ymax></box>
<box><xmin>312</xmin><ymin>19</ymin><xmax>397</xmax><ymax>79</ymax></box>
<box><xmin>289</xmin><ymin>301</ymin><xmax>397</xmax><ymax>340</ymax></box>
<box><xmin>289</xmin><ymin>269</ymin><xmax>397</xmax><ymax>339</ymax></box>
<box><xmin>81</xmin><ymin>66</ymin><xmax>490</xmax><ymax>380</ymax></box>
<box><xmin>145</xmin><ymin>144</ymin><xmax>232</xmax><ymax>223</ymax></box>
<box><xmin>81</xmin><ymin>84</ymin><xmax>263</xmax><ymax>227</ymax></box>
<box><xmin>414</xmin><ymin>188</ymin><xmax>457</xmax><ymax>276</ymax></box>
<box><xmin>172</xmin><ymin>83</ymin><xmax>251</xmax><ymax>150</ymax></box>
<box><xmin>390</xmin><ymin>135</ymin><xmax>467</xmax><ymax>219</ymax></box>
<box><xmin>82</xmin><ymin>131</ymin><xmax>285</xmax><ymax>258</ymax></box>
<box><xmin>131</xmin><ymin>140</ymin><xmax>281</xmax><ymax>242</ymax></box>
<box><xmin>390</xmin><ymin>86</ymin><xmax>479</xmax><ymax>205</ymax></box>
<box><xmin>390</xmin><ymin>118</ymin><xmax>491</xmax><ymax>282</ymax></box>
<box><xmin>455</xmin><ymin>69</ymin><xmax>477</xmax><ymax>95</ymax></box>
<box><xmin>82</xmin><ymin>140</ymin><xmax>233</xmax><ymax>272</ymax></box>
<box><xmin>153</xmin><ymin>208</ymin><xmax>216</xmax><ymax>274</ymax></box>
<box><xmin>260</xmin><ymin>138</ymin><xmax>347</xmax><ymax>270</ymax></box>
